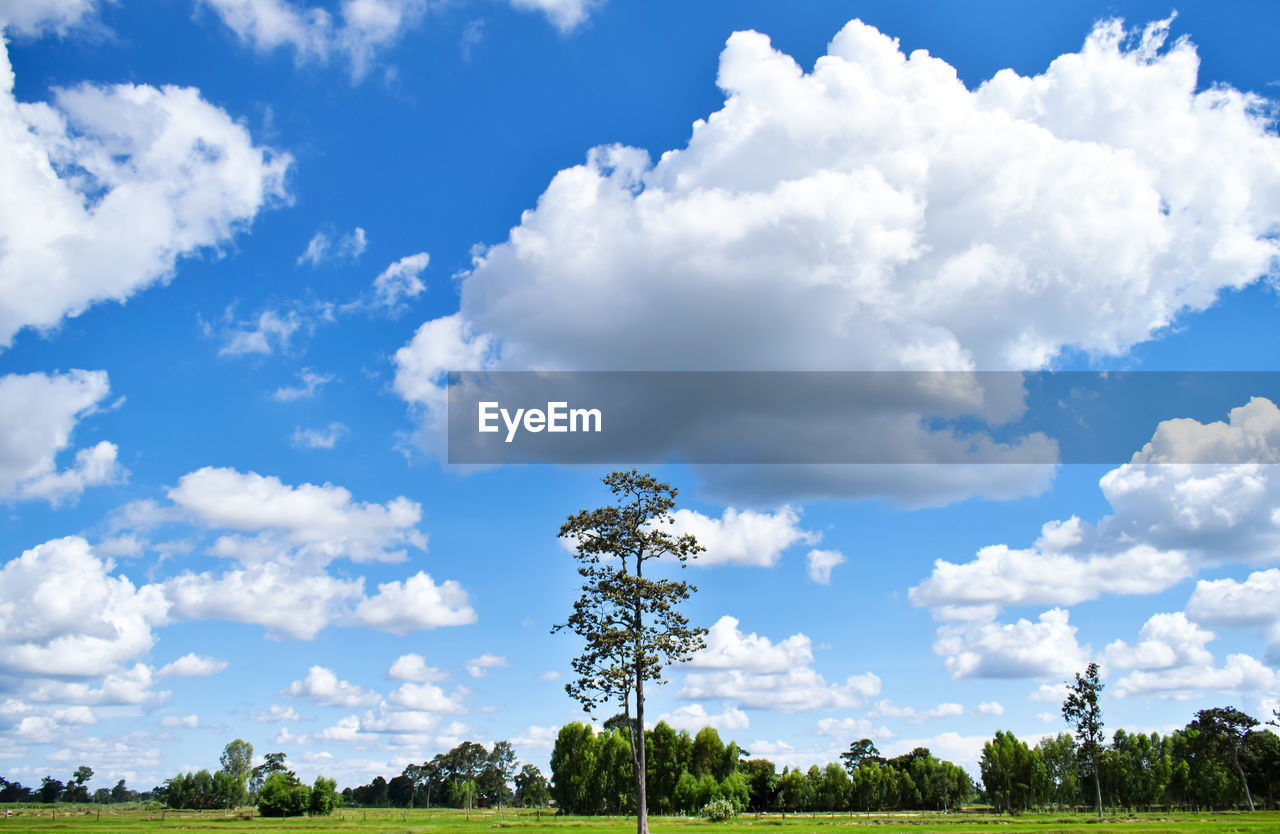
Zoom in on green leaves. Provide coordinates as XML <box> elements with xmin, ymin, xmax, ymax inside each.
<box><xmin>553</xmin><ymin>470</ymin><xmax>708</xmax><ymax>716</ymax></box>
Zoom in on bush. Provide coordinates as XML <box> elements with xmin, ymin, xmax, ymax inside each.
<box><xmin>699</xmin><ymin>798</ymin><xmax>738</xmax><ymax>822</ymax></box>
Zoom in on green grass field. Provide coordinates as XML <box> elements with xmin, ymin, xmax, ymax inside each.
<box><xmin>2</xmin><ymin>807</ymin><xmax>1277</xmax><ymax>834</ymax></box>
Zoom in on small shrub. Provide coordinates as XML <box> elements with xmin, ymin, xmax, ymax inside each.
<box><xmin>699</xmin><ymin>798</ymin><xmax>738</xmax><ymax>822</ymax></box>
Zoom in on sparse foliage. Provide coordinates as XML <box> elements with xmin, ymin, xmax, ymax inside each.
<box><xmin>1062</xmin><ymin>663</ymin><xmax>1105</xmax><ymax>818</ymax></box>
<box><xmin>553</xmin><ymin>470</ymin><xmax>707</xmax><ymax>834</ymax></box>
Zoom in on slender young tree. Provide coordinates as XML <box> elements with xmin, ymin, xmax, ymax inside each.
<box><xmin>1062</xmin><ymin>663</ymin><xmax>1105</xmax><ymax>818</ymax></box>
<box><xmin>553</xmin><ymin>470</ymin><xmax>707</xmax><ymax>834</ymax></box>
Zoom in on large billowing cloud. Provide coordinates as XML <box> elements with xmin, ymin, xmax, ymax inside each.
<box><xmin>0</xmin><ymin>370</ymin><xmax>123</xmax><ymax>505</ymax></box>
<box><xmin>395</xmin><ymin>17</ymin><xmax>1280</xmax><ymax>503</ymax></box>
<box><xmin>0</xmin><ymin>39</ymin><xmax>289</xmax><ymax>349</ymax></box>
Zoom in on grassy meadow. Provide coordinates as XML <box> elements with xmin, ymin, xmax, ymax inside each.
<box><xmin>2</xmin><ymin>807</ymin><xmax>1277</xmax><ymax>834</ymax></box>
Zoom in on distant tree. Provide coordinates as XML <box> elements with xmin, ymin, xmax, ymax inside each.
<box><xmin>1063</xmin><ymin>663</ymin><xmax>1105</xmax><ymax>818</ymax></box>
<box><xmin>777</xmin><ymin>766</ymin><xmax>814</xmax><ymax>811</ymax></box>
<box><xmin>452</xmin><ymin>740</ymin><xmax>487</xmax><ymax>814</ymax></box>
<box><xmin>741</xmin><ymin>759</ymin><xmax>778</xmax><ymax>812</ymax></box>
<box><xmin>110</xmin><ymin>779</ymin><xmax>130</xmax><ymax>804</ymax></box>
<box><xmin>219</xmin><ymin>739</ymin><xmax>254</xmax><ymax>807</ymax></box>
<box><xmin>646</xmin><ymin>722</ymin><xmax>686</xmax><ymax>813</ymax></box>
<box><xmin>485</xmin><ymin>740</ymin><xmax>518</xmax><ymax>811</ymax></box>
<box><xmin>815</xmin><ymin>762</ymin><xmax>849</xmax><ymax>811</ymax></box>
<box><xmin>309</xmin><ymin>776</ymin><xmax>340</xmax><ymax>816</ymax></box>
<box><xmin>1</xmin><ymin>778</ymin><xmax>33</xmax><ymax>803</ymax></box>
<box><xmin>1241</xmin><ymin>729</ymin><xmax>1280</xmax><ymax>811</ymax></box>
<box><xmin>980</xmin><ymin>731</ymin><xmax>1039</xmax><ymax>813</ymax></box>
<box><xmin>250</xmin><ymin>752</ymin><xmax>289</xmax><ymax>797</ymax></box>
<box><xmin>64</xmin><ymin>766</ymin><xmax>93</xmax><ymax>803</ymax></box>
<box><xmin>550</xmin><ymin>722</ymin><xmax>596</xmax><ymax>813</ymax></box>
<box><xmin>257</xmin><ymin>772</ymin><xmax>310</xmax><ymax>817</ymax></box>
<box><xmin>414</xmin><ymin>755</ymin><xmax>447</xmax><ymax>809</ymax></box>
<box><xmin>553</xmin><ymin>470</ymin><xmax>707</xmax><ymax>834</ymax></box>
<box><xmin>840</xmin><ymin>739</ymin><xmax>882</xmax><ymax>774</ymax></box>
<box><xmin>1191</xmin><ymin>707</ymin><xmax>1259</xmax><ymax>811</ymax></box>
<box><xmin>212</xmin><ymin>771</ymin><xmax>240</xmax><ymax>808</ymax></box>
<box><xmin>691</xmin><ymin>728</ymin><xmax>725</xmax><ymax>778</ymax></box>
<box><xmin>671</xmin><ymin>770</ymin><xmax>698</xmax><ymax>814</ymax></box>
<box><xmin>38</xmin><ymin>777</ymin><xmax>64</xmax><ymax>804</ymax></box>
<box><xmin>514</xmin><ymin>764</ymin><xmax>550</xmax><ymax>807</ymax></box>
<box><xmin>190</xmin><ymin>771</ymin><xmax>214</xmax><ymax>809</ymax></box>
<box><xmin>387</xmin><ymin>774</ymin><xmax>415</xmax><ymax>808</ymax></box>
<box><xmin>364</xmin><ymin>776</ymin><xmax>390</xmax><ymax>807</ymax></box>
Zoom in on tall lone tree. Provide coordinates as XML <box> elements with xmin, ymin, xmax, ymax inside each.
<box><xmin>1062</xmin><ymin>663</ymin><xmax>1105</xmax><ymax>818</ymax></box>
<box><xmin>553</xmin><ymin>470</ymin><xmax>707</xmax><ymax>834</ymax></box>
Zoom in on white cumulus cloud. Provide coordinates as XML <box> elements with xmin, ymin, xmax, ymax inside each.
<box><xmin>933</xmin><ymin>608</ymin><xmax>1089</xmax><ymax>680</ymax></box>
<box><xmin>912</xmin><ymin>400</ymin><xmax>1280</xmax><ymax>623</ymax></box>
<box><xmin>285</xmin><ymin>666</ymin><xmax>380</xmax><ymax>708</ymax></box>
<box><xmin>690</xmin><ymin>615</ymin><xmax>814</xmax><ymax>673</ymax></box>
<box><xmin>0</xmin><ymin>537</ymin><xmax>169</xmax><ymax>677</ymax></box>
<box><xmin>464</xmin><ymin>653</ymin><xmax>509</xmax><ymax>678</ymax></box>
<box><xmin>0</xmin><ymin>40</ymin><xmax>289</xmax><ymax>348</ymax></box>
<box><xmin>202</xmin><ymin>0</ymin><xmax>426</xmax><ymax>80</ymax></box>
<box><xmin>352</xmin><ymin>572</ymin><xmax>476</xmax><ymax>634</ymax></box>
<box><xmin>1187</xmin><ymin>569</ymin><xmax>1280</xmax><ymax>662</ymax></box>
<box><xmin>656</xmin><ymin>703</ymin><xmax>749</xmax><ymax>733</ymax></box>
<box><xmin>669</xmin><ymin>506</ymin><xmax>820</xmax><ymax>567</ymax></box>
<box><xmin>157</xmin><ymin>653</ymin><xmax>229</xmax><ymax>678</ymax></box>
<box><xmin>387</xmin><ymin>653</ymin><xmax>449</xmax><ymax>682</ymax></box>
<box><xmin>0</xmin><ymin>371</ymin><xmax>124</xmax><ymax>504</ymax></box>
<box><xmin>0</xmin><ymin>0</ymin><xmax>100</xmax><ymax>36</ymax></box>
<box><xmin>806</xmin><ymin>548</ymin><xmax>845</xmax><ymax>584</ymax></box>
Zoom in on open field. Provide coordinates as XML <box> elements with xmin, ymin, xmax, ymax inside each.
<box><xmin>2</xmin><ymin>808</ymin><xmax>1278</xmax><ymax>834</ymax></box>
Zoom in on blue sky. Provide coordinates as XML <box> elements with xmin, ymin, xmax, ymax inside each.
<box><xmin>2</xmin><ymin>0</ymin><xmax>1280</xmax><ymax>793</ymax></box>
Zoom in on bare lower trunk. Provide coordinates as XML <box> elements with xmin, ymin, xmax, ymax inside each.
<box><xmin>1093</xmin><ymin>761</ymin><xmax>1102</xmax><ymax>819</ymax></box>
<box><xmin>1233</xmin><ymin>752</ymin><xmax>1255</xmax><ymax>811</ymax></box>
<box><xmin>635</xmin><ymin>674</ymin><xmax>648</xmax><ymax>834</ymax></box>
<box><xmin>633</xmin><ymin>546</ymin><xmax>649</xmax><ymax>834</ymax></box>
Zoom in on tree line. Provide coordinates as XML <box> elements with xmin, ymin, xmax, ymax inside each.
<box><xmin>981</xmin><ymin>709</ymin><xmax>1280</xmax><ymax>813</ymax></box>
<box><xmin>344</xmin><ymin>740</ymin><xmax>550</xmax><ymax>810</ymax></box>
<box><xmin>155</xmin><ymin>745</ymin><xmax>341</xmax><ymax>817</ymax></box>
<box><xmin>4</xmin><ymin>712</ymin><xmax>1278</xmax><ymax>816</ymax></box>
<box><xmin>549</xmin><ymin>720</ymin><xmax>972</xmax><ymax>815</ymax></box>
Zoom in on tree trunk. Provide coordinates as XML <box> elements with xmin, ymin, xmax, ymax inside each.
<box><xmin>1092</xmin><ymin>759</ymin><xmax>1102</xmax><ymax>819</ymax></box>
<box><xmin>1232</xmin><ymin>751</ymin><xmax>1255</xmax><ymax>811</ymax></box>
<box><xmin>633</xmin><ymin>544</ymin><xmax>649</xmax><ymax>834</ymax></box>
<box><xmin>635</xmin><ymin>673</ymin><xmax>648</xmax><ymax>834</ymax></box>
